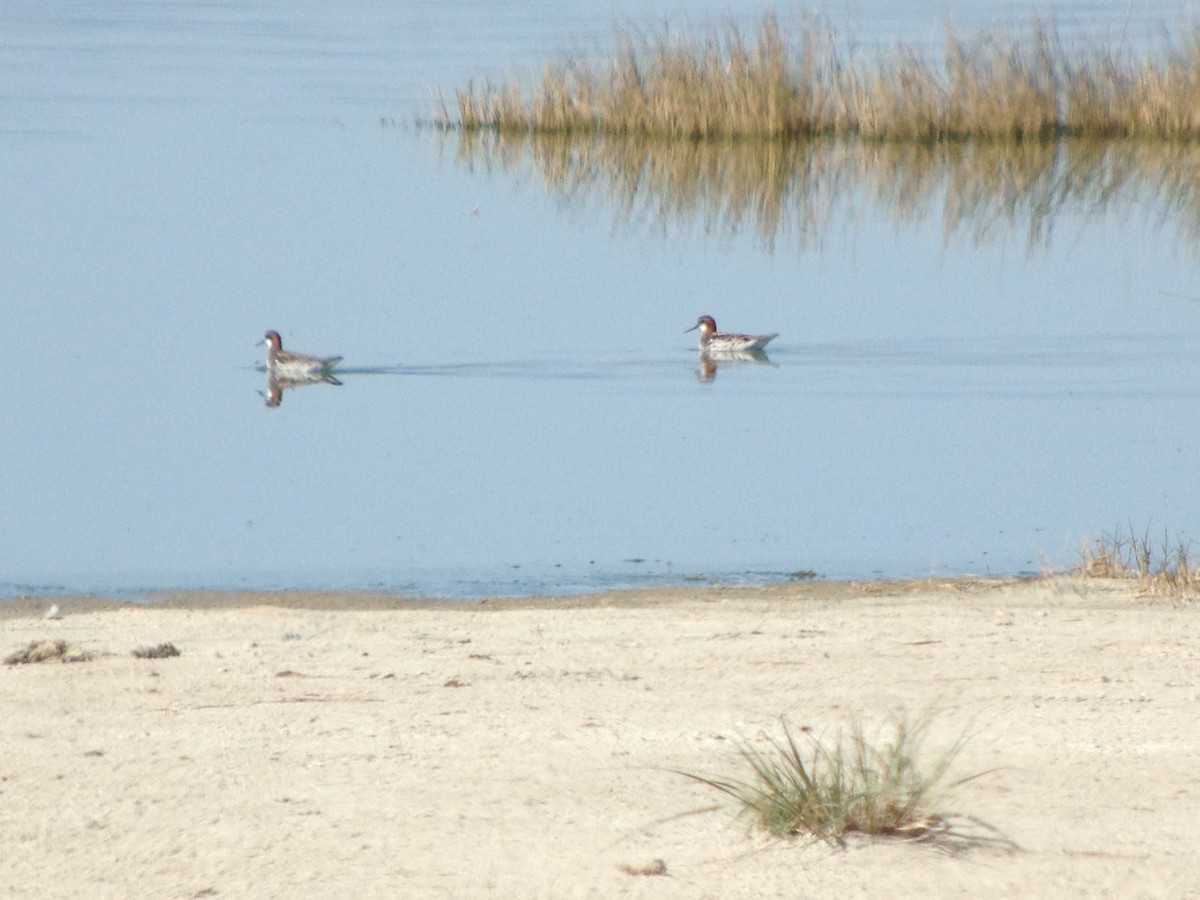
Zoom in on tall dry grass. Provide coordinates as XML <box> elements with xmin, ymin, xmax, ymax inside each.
<box><xmin>432</xmin><ymin>14</ymin><xmax>1200</xmax><ymax>141</ymax></box>
<box><xmin>1078</xmin><ymin>526</ymin><xmax>1200</xmax><ymax>600</ymax></box>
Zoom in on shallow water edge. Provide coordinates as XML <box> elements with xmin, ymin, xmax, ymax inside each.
<box><xmin>0</xmin><ymin>574</ymin><xmax>1154</xmax><ymax>620</ymax></box>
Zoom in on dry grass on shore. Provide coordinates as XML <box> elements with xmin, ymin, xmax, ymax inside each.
<box><xmin>1078</xmin><ymin>525</ymin><xmax>1200</xmax><ymax>599</ymax></box>
<box><xmin>433</xmin><ymin>14</ymin><xmax>1200</xmax><ymax>141</ymax></box>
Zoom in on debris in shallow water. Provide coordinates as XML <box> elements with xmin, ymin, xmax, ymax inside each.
<box><xmin>131</xmin><ymin>643</ymin><xmax>180</xmax><ymax>660</ymax></box>
<box><xmin>5</xmin><ymin>640</ymin><xmax>92</xmax><ymax>665</ymax></box>
<box><xmin>618</xmin><ymin>859</ymin><xmax>668</xmax><ymax>877</ymax></box>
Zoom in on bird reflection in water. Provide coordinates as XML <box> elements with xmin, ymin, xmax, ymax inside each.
<box><xmin>697</xmin><ymin>348</ymin><xmax>775</xmax><ymax>382</ymax></box>
<box><xmin>262</xmin><ymin>369</ymin><xmax>342</xmax><ymax>407</ymax></box>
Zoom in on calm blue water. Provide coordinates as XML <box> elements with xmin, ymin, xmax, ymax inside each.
<box><xmin>3</xmin><ymin>1</ymin><xmax>1199</xmax><ymax>599</ymax></box>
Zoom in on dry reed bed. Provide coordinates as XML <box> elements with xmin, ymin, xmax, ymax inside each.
<box><xmin>434</xmin><ymin>15</ymin><xmax>1200</xmax><ymax>140</ymax></box>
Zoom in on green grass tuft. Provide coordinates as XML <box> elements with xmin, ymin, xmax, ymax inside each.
<box><xmin>680</xmin><ymin>709</ymin><xmax>994</xmax><ymax>847</ymax></box>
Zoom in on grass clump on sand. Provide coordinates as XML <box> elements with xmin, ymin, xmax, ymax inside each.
<box><xmin>433</xmin><ymin>13</ymin><xmax>1200</xmax><ymax>141</ymax></box>
<box><xmin>681</xmin><ymin>709</ymin><xmax>994</xmax><ymax>847</ymax></box>
<box><xmin>1079</xmin><ymin>525</ymin><xmax>1200</xmax><ymax>600</ymax></box>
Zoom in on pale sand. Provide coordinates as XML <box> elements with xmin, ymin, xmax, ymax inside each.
<box><xmin>1</xmin><ymin>578</ymin><xmax>1197</xmax><ymax>899</ymax></box>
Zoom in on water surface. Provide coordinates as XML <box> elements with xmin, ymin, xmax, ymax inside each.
<box><xmin>2</xmin><ymin>1</ymin><xmax>1199</xmax><ymax>599</ymax></box>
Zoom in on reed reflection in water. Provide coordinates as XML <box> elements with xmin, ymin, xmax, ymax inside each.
<box><xmin>441</xmin><ymin>130</ymin><xmax>1200</xmax><ymax>253</ymax></box>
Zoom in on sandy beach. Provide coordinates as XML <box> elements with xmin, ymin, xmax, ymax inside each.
<box><xmin>1</xmin><ymin>578</ymin><xmax>1197</xmax><ymax>899</ymax></box>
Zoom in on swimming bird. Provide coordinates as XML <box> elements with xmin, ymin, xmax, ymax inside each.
<box><xmin>260</xmin><ymin>330</ymin><xmax>342</xmax><ymax>379</ymax></box>
<box><xmin>685</xmin><ymin>315</ymin><xmax>778</xmax><ymax>353</ymax></box>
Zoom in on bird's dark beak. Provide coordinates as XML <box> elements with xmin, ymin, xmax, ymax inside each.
<box><xmin>684</xmin><ymin>322</ymin><xmax>699</xmax><ymax>333</ymax></box>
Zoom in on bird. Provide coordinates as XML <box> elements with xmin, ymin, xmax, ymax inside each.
<box><xmin>685</xmin><ymin>315</ymin><xmax>778</xmax><ymax>353</ymax></box>
<box><xmin>260</xmin><ymin>330</ymin><xmax>342</xmax><ymax>379</ymax></box>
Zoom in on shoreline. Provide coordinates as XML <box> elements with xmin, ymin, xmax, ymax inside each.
<box><xmin>0</xmin><ymin>573</ymin><xmax>1055</xmax><ymax>618</ymax></box>
<box><xmin>2</xmin><ymin>576</ymin><xmax>1196</xmax><ymax>898</ymax></box>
